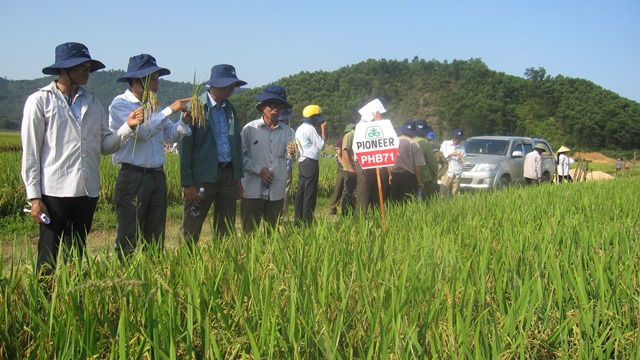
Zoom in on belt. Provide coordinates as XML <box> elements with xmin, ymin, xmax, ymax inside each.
<box><xmin>121</xmin><ymin>163</ymin><xmax>164</xmax><ymax>174</ymax></box>
<box><xmin>218</xmin><ymin>162</ymin><xmax>232</xmax><ymax>168</ymax></box>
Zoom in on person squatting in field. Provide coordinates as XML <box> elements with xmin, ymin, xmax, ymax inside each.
<box><xmin>21</xmin><ymin>42</ymin><xmax>142</xmax><ymax>275</ymax></box>
<box><xmin>109</xmin><ymin>54</ymin><xmax>191</xmax><ymax>259</ymax></box>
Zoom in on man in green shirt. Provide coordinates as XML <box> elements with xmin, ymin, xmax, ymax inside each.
<box><xmin>414</xmin><ymin>119</ymin><xmax>439</xmax><ymax>200</ymax></box>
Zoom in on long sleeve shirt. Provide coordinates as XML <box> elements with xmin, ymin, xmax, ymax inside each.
<box><xmin>109</xmin><ymin>89</ymin><xmax>191</xmax><ymax>168</ymax></box>
<box><xmin>241</xmin><ymin>118</ymin><xmax>293</xmax><ymax>200</ymax></box>
<box><xmin>21</xmin><ymin>81</ymin><xmax>135</xmax><ymax>199</ymax></box>
<box><xmin>295</xmin><ymin>122</ymin><xmax>324</xmax><ymax>161</ymax></box>
<box><xmin>440</xmin><ymin>140</ymin><xmax>466</xmax><ymax>177</ymax></box>
<box><xmin>524</xmin><ymin>151</ymin><xmax>542</xmax><ymax>180</ymax></box>
<box><xmin>557</xmin><ymin>154</ymin><xmax>574</xmax><ymax>176</ymax></box>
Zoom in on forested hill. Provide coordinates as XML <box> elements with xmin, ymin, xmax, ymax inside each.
<box><xmin>2</xmin><ymin>58</ymin><xmax>638</xmax><ymax>152</ymax></box>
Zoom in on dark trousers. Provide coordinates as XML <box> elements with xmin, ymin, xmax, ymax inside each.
<box><xmin>294</xmin><ymin>158</ymin><xmax>319</xmax><ymax>223</ymax></box>
<box><xmin>341</xmin><ymin>171</ymin><xmax>357</xmax><ymax>216</ymax></box>
<box><xmin>524</xmin><ymin>177</ymin><xmax>539</xmax><ymax>185</ymax></box>
<box><xmin>557</xmin><ymin>175</ymin><xmax>573</xmax><ymax>183</ymax></box>
<box><xmin>181</xmin><ymin>167</ymin><xmax>237</xmax><ymax>247</ymax></box>
<box><xmin>390</xmin><ymin>171</ymin><xmax>417</xmax><ymax>203</ymax></box>
<box><xmin>329</xmin><ymin>170</ymin><xmax>345</xmax><ymax>213</ymax></box>
<box><xmin>241</xmin><ymin>197</ymin><xmax>285</xmax><ymax>233</ymax></box>
<box><xmin>37</xmin><ymin>195</ymin><xmax>98</xmax><ymax>274</ymax></box>
<box><xmin>114</xmin><ymin>167</ymin><xmax>167</xmax><ymax>258</ymax></box>
<box><xmin>355</xmin><ymin>164</ymin><xmax>389</xmax><ymax>216</ymax></box>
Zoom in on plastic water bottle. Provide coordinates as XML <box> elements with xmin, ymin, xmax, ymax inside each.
<box><xmin>260</xmin><ymin>181</ymin><xmax>270</xmax><ymax>200</ymax></box>
<box><xmin>189</xmin><ymin>187</ymin><xmax>205</xmax><ymax>217</ymax></box>
<box><xmin>40</xmin><ymin>213</ymin><xmax>51</xmax><ymax>224</ymax></box>
<box><xmin>417</xmin><ymin>188</ymin><xmax>423</xmax><ymax>200</ymax></box>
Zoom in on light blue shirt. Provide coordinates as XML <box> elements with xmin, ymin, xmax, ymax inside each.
<box><xmin>207</xmin><ymin>92</ymin><xmax>232</xmax><ymax>163</ymax></box>
<box><xmin>109</xmin><ymin>89</ymin><xmax>191</xmax><ymax>168</ymax></box>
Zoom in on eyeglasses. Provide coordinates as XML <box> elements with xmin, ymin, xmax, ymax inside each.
<box><xmin>264</xmin><ymin>102</ymin><xmax>285</xmax><ymax>111</ymax></box>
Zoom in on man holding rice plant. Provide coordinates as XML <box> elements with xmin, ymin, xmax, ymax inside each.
<box><xmin>109</xmin><ymin>54</ymin><xmax>191</xmax><ymax>259</ymax></box>
<box><xmin>179</xmin><ymin>65</ymin><xmax>246</xmax><ymax>246</ymax></box>
<box><xmin>21</xmin><ymin>42</ymin><xmax>142</xmax><ymax>275</ymax></box>
<box><xmin>240</xmin><ymin>85</ymin><xmax>294</xmax><ymax>233</ymax></box>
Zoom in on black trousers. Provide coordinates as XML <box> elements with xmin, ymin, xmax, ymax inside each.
<box><xmin>241</xmin><ymin>197</ymin><xmax>285</xmax><ymax>233</ymax></box>
<box><xmin>37</xmin><ymin>195</ymin><xmax>98</xmax><ymax>274</ymax></box>
<box><xmin>181</xmin><ymin>166</ymin><xmax>238</xmax><ymax>247</ymax></box>
<box><xmin>329</xmin><ymin>170</ymin><xmax>345</xmax><ymax>213</ymax></box>
<box><xmin>294</xmin><ymin>158</ymin><xmax>319</xmax><ymax>223</ymax></box>
<box><xmin>390</xmin><ymin>171</ymin><xmax>418</xmax><ymax>203</ymax></box>
<box><xmin>341</xmin><ymin>171</ymin><xmax>357</xmax><ymax>216</ymax></box>
<box><xmin>114</xmin><ymin>167</ymin><xmax>167</xmax><ymax>258</ymax></box>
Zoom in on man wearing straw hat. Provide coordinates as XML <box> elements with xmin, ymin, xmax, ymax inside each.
<box><xmin>179</xmin><ymin>64</ymin><xmax>247</xmax><ymax>247</ymax></box>
<box><xmin>556</xmin><ymin>145</ymin><xmax>574</xmax><ymax>182</ymax></box>
<box><xmin>109</xmin><ymin>54</ymin><xmax>191</xmax><ymax>259</ymax></box>
<box><xmin>240</xmin><ymin>85</ymin><xmax>294</xmax><ymax>233</ymax></box>
<box><xmin>21</xmin><ymin>42</ymin><xmax>142</xmax><ymax>275</ymax></box>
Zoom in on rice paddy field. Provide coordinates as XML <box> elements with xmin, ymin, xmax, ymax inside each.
<box><xmin>1</xmin><ymin>130</ymin><xmax>639</xmax><ymax>359</ymax></box>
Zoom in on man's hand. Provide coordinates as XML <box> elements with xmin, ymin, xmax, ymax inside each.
<box><xmin>170</xmin><ymin>98</ymin><xmax>191</xmax><ymax>113</ymax></box>
<box><xmin>260</xmin><ymin>167</ymin><xmax>275</xmax><ymax>184</ymax></box>
<box><xmin>127</xmin><ymin>108</ymin><xmax>144</xmax><ymax>128</ymax></box>
<box><xmin>183</xmin><ymin>185</ymin><xmax>200</xmax><ymax>205</ymax></box>
<box><xmin>30</xmin><ymin>198</ymin><xmax>49</xmax><ymax>224</ymax></box>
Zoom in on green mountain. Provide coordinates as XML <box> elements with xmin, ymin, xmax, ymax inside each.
<box><xmin>2</xmin><ymin>58</ymin><xmax>639</xmax><ymax>153</ymax></box>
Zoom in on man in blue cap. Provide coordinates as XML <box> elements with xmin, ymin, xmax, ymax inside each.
<box><xmin>240</xmin><ymin>85</ymin><xmax>294</xmax><ymax>233</ymax></box>
<box><xmin>439</xmin><ymin>128</ymin><xmax>466</xmax><ymax>197</ymax></box>
<box><xmin>179</xmin><ymin>64</ymin><xmax>247</xmax><ymax>246</ymax></box>
<box><xmin>109</xmin><ymin>54</ymin><xmax>191</xmax><ymax>259</ymax></box>
<box><xmin>21</xmin><ymin>42</ymin><xmax>142</xmax><ymax>275</ymax></box>
<box><xmin>414</xmin><ymin>119</ymin><xmax>439</xmax><ymax>200</ymax></box>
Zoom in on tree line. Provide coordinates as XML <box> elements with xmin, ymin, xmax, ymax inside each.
<box><xmin>2</xmin><ymin>58</ymin><xmax>638</xmax><ymax>155</ymax></box>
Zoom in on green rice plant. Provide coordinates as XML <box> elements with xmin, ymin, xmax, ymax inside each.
<box><xmin>1</xmin><ymin>161</ymin><xmax>640</xmax><ymax>358</ymax></box>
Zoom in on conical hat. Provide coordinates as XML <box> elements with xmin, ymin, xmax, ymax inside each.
<box><xmin>557</xmin><ymin>145</ymin><xmax>570</xmax><ymax>153</ymax></box>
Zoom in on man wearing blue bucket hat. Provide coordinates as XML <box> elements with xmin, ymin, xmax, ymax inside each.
<box><xmin>179</xmin><ymin>64</ymin><xmax>247</xmax><ymax>246</ymax></box>
<box><xmin>109</xmin><ymin>54</ymin><xmax>192</xmax><ymax>259</ymax></box>
<box><xmin>21</xmin><ymin>42</ymin><xmax>143</xmax><ymax>275</ymax></box>
<box><xmin>414</xmin><ymin>119</ymin><xmax>439</xmax><ymax>200</ymax></box>
<box><xmin>240</xmin><ymin>85</ymin><xmax>293</xmax><ymax>233</ymax></box>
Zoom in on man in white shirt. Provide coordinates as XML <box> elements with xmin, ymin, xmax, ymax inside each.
<box><xmin>21</xmin><ymin>42</ymin><xmax>142</xmax><ymax>275</ymax></box>
<box><xmin>294</xmin><ymin>104</ymin><xmax>327</xmax><ymax>223</ymax></box>
<box><xmin>109</xmin><ymin>54</ymin><xmax>190</xmax><ymax>259</ymax></box>
<box><xmin>439</xmin><ymin>129</ymin><xmax>466</xmax><ymax>197</ymax></box>
<box><xmin>240</xmin><ymin>85</ymin><xmax>293</xmax><ymax>233</ymax></box>
<box><xmin>524</xmin><ymin>144</ymin><xmax>545</xmax><ymax>184</ymax></box>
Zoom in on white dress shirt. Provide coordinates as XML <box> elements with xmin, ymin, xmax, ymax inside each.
<box><xmin>440</xmin><ymin>140</ymin><xmax>466</xmax><ymax>177</ymax></box>
<box><xmin>109</xmin><ymin>89</ymin><xmax>191</xmax><ymax>168</ymax></box>
<box><xmin>21</xmin><ymin>81</ymin><xmax>135</xmax><ymax>199</ymax></box>
<box><xmin>295</xmin><ymin>122</ymin><xmax>324</xmax><ymax>161</ymax></box>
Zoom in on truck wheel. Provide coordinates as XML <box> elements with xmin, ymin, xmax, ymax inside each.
<box><xmin>541</xmin><ymin>172</ymin><xmax>551</xmax><ymax>182</ymax></box>
<box><xmin>498</xmin><ymin>176</ymin><xmax>510</xmax><ymax>188</ymax></box>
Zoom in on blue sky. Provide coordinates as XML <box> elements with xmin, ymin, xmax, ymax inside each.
<box><xmin>2</xmin><ymin>0</ymin><xmax>639</xmax><ymax>102</ymax></box>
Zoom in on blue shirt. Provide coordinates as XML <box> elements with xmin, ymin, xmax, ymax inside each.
<box><xmin>207</xmin><ymin>93</ymin><xmax>232</xmax><ymax>163</ymax></box>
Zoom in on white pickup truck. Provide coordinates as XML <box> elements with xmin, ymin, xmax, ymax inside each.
<box><xmin>458</xmin><ymin>136</ymin><xmax>555</xmax><ymax>190</ymax></box>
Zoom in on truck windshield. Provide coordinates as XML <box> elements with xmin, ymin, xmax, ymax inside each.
<box><xmin>462</xmin><ymin>139</ymin><xmax>510</xmax><ymax>156</ymax></box>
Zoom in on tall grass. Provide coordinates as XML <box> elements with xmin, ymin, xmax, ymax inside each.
<box><xmin>2</xmin><ymin>178</ymin><xmax>639</xmax><ymax>358</ymax></box>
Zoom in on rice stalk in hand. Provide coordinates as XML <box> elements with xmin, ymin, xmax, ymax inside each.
<box><xmin>132</xmin><ymin>75</ymin><xmax>158</xmax><ymax>156</ymax></box>
<box><xmin>190</xmin><ymin>73</ymin><xmax>206</xmax><ymax>128</ymax></box>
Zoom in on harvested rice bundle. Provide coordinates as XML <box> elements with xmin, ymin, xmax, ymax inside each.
<box><xmin>141</xmin><ymin>75</ymin><xmax>158</xmax><ymax>123</ymax></box>
<box><xmin>190</xmin><ymin>73</ymin><xmax>206</xmax><ymax>127</ymax></box>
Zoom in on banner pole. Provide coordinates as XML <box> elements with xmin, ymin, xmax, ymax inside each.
<box><xmin>376</xmin><ymin>167</ymin><xmax>386</xmax><ymax>231</ymax></box>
